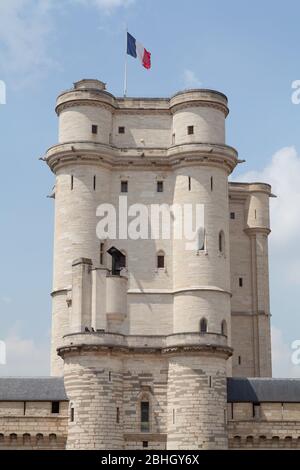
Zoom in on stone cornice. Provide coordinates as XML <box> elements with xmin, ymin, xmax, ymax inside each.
<box><xmin>55</xmin><ymin>87</ymin><xmax>228</xmax><ymax>116</ymax></box>
<box><xmin>45</xmin><ymin>141</ymin><xmax>238</xmax><ymax>174</ymax></box>
<box><xmin>57</xmin><ymin>331</ymin><xmax>232</xmax><ymax>359</ymax></box>
<box><xmin>244</xmin><ymin>227</ymin><xmax>271</xmax><ymax>236</ymax></box>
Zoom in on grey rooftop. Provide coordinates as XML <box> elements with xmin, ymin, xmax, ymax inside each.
<box><xmin>227</xmin><ymin>377</ymin><xmax>300</xmax><ymax>403</ymax></box>
<box><xmin>0</xmin><ymin>377</ymin><xmax>67</xmax><ymax>401</ymax></box>
<box><xmin>1</xmin><ymin>376</ymin><xmax>300</xmax><ymax>403</ymax></box>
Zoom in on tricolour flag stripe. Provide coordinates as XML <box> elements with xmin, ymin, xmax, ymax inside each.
<box><xmin>127</xmin><ymin>32</ymin><xmax>151</xmax><ymax>69</ymax></box>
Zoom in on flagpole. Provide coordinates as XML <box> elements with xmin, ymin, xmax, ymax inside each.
<box><xmin>124</xmin><ymin>25</ymin><xmax>128</xmax><ymax>97</ymax></box>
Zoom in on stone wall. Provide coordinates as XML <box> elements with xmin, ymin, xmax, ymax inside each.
<box><xmin>0</xmin><ymin>401</ymin><xmax>68</xmax><ymax>449</ymax></box>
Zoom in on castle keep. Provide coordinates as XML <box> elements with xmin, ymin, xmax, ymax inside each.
<box><xmin>0</xmin><ymin>79</ymin><xmax>300</xmax><ymax>450</ymax></box>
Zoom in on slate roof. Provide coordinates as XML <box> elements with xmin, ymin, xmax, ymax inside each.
<box><xmin>0</xmin><ymin>376</ymin><xmax>300</xmax><ymax>403</ymax></box>
<box><xmin>227</xmin><ymin>377</ymin><xmax>300</xmax><ymax>403</ymax></box>
<box><xmin>0</xmin><ymin>377</ymin><xmax>67</xmax><ymax>401</ymax></box>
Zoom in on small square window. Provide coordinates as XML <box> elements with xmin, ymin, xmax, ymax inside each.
<box><xmin>121</xmin><ymin>181</ymin><xmax>128</xmax><ymax>193</ymax></box>
<box><xmin>92</xmin><ymin>125</ymin><xmax>98</xmax><ymax>134</ymax></box>
<box><xmin>118</xmin><ymin>126</ymin><xmax>125</xmax><ymax>134</ymax></box>
<box><xmin>51</xmin><ymin>401</ymin><xmax>60</xmax><ymax>414</ymax></box>
<box><xmin>230</xmin><ymin>212</ymin><xmax>235</xmax><ymax>219</ymax></box>
<box><xmin>157</xmin><ymin>181</ymin><xmax>163</xmax><ymax>192</ymax></box>
<box><xmin>143</xmin><ymin>441</ymin><xmax>148</xmax><ymax>448</ymax></box>
<box><xmin>187</xmin><ymin>125</ymin><xmax>194</xmax><ymax>135</ymax></box>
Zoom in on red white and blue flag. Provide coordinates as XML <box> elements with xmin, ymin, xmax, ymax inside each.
<box><xmin>127</xmin><ymin>32</ymin><xmax>151</xmax><ymax>70</ymax></box>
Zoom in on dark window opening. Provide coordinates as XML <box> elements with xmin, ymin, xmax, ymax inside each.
<box><xmin>70</xmin><ymin>407</ymin><xmax>74</xmax><ymax>422</ymax></box>
<box><xmin>253</xmin><ymin>403</ymin><xmax>260</xmax><ymax>419</ymax></box>
<box><xmin>143</xmin><ymin>441</ymin><xmax>148</xmax><ymax>448</ymax></box>
<box><xmin>93</xmin><ymin>175</ymin><xmax>96</xmax><ymax>191</ymax></box>
<box><xmin>187</xmin><ymin>125</ymin><xmax>194</xmax><ymax>135</ymax></box>
<box><xmin>209</xmin><ymin>376</ymin><xmax>212</xmax><ymax>388</ymax></box>
<box><xmin>188</xmin><ymin>176</ymin><xmax>191</xmax><ymax>191</ymax></box>
<box><xmin>200</xmin><ymin>318</ymin><xmax>207</xmax><ymax>333</ymax></box>
<box><xmin>219</xmin><ymin>231</ymin><xmax>225</xmax><ymax>253</ymax></box>
<box><xmin>71</xmin><ymin>175</ymin><xmax>74</xmax><ymax>191</ymax></box>
<box><xmin>121</xmin><ymin>181</ymin><xmax>128</xmax><ymax>193</ymax></box>
<box><xmin>157</xmin><ymin>181</ymin><xmax>164</xmax><ymax>193</ymax></box>
<box><xmin>116</xmin><ymin>407</ymin><xmax>120</xmax><ymax>424</ymax></box>
<box><xmin>157</xmin><ymin>254</ymin><xmax>165</xmax><ymax>269</ymax></box>
<box><xmin>141</xmin><ymin>401</ymin><xmax>150</xmax><ymax>432</ymax></box>
<box><xmin>239</xmin><ymin>277</ymin><xmax>243</xmax><ymax>287</ymax></box>
<box><xmin>51</xmin><ymin>401</ymin><xmax>60</xmax><ymax>414</ymax></box>
<box><xmin>109</xmin><ymin>371</ymin><xmax>112</xmax><ymax>382</ymax></box>
<box><xmin>238</xmin><ymin>355</ymin><xmax>242</xmax><ymax>365</ymax></box>
<box><xmin>100</xmin><ymin>242</ymin><xmax>104</xmax><ymax>265</ymax></box>
<box><xmin>221</xmin><ymin>320</ymin><xmax>227</xmax><ymax>336</ymax></box>
<box><xmin>92</xmin><ymin>125</ymin><xmax>98</xmax><ymax>134</ymax></box>
<box><xmin>118</xmin><ymin>126</ymin><xmax>125</xmax><ymax>134</ymax></box>
<box><xmin>230</xmin><ymin>212</ymin><xmax>235</xmax><ymax>219</ymax></box>
<box><xmin>210</xmin><ymin>176</ymin><xmax>213</xmax><ymax>191</ymax></box>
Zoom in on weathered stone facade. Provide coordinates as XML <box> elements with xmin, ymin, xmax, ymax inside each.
<box><xmin>1</xmin><ymin>78</ymin><xmax>299</xmax><ymax>450</ymax></box>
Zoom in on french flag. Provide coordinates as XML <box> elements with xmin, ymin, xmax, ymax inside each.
<box><xmin>127</xmin><ymin>32</ymin><xmax>151</xmax><ymax>70</ymax></box>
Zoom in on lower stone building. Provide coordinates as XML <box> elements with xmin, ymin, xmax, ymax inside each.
<box><xmin>0</xmin><ymin>377</ymin><xmax>300</xmax><ymax>449</ymax></box>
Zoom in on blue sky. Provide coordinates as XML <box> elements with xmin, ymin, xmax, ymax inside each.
<box><xmin>0</xmin><ymin>0</ymin><xmax>300</xmax><ymax>376</ymax></box>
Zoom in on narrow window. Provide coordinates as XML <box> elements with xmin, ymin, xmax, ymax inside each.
<box><xmin>197</xmin><ymin>227</ymin><xmax>205</xmax><ymax>251</ymax></box>
<box><xmin>230</xmin><ymin>212</ymin><xmax>235</xmax><ymax>219</ymax></box>
<box><xmin>51</xmin><ymin>401</ymin><xmax>60</xmax><ymax>414</ymax></box>
<box><xmin>71</xmin><ymin>175</ymin><xmax>74</xmax><ymax>190</ymax></box>
<box><xmin>255</xmin><ymin>209</ymin><xmax>257</xmax><ymax>219</ymax></box>
<box><xmin>188</xmin><ymin>176</ymin><xmax>191</xmax><ymax>191</ymax></box>
<box><xmin>253</xmin><ymin>403</ymin><xmax>260</xmax><ymax>419</ymax></box>
<box><xmin>210</xmin><ymin>176</ymin><xmax>213</xmax><ymax>191</ymax></box>
<box><xmin>157</xmin><ymin>254</ymin><xmax>165</xmax><ymax>269</ymax></box>
<box><xmin>200</xmin><ymin>318</ymin><xmax>207</xmax><ymax>333</ymax></box>
<box><xmin>239</xmin><ymin>277</ymin><xmax>243</xmax><ymax>287</ymax></box>
<box><xmin>238</xmin><ymin>355</ymin><xmax>242</xmax><ymax>365</ymax></box>
<box><xmin>92</xmin><ymin>124</ymin><xmax>98</xmax><ymax>134</ymax></box>
<box><xmin>219</xmin><ymin>231</ymin><xmax>225</xmax><ymax>253</ymax></box>
<box><xmin>109</xmin><ymin>371</ymin><xmax>112</xmax><ymax>382</ymax></box>
<box><xmin>70</xmin><ymin>407</ymin><xmax>74</xmax><ymax>422</ymax></box>
<box><xmin>116</xmin><ymin>407</ymin><xmax>120</xmax><ymax>424</ymax></box>
<box><xmin>118</xmin><ymin>126</ymin><xmax>125</xmax><ymax>134</ymax></box>
<box><xmin>231</xmin><ymin>403</ymin><xmax>234</xmax><ymax>420</ymax></box>
<box><xmin>172</xmin><ymin>409</ymin><xmax>176</xmax><ymax>424</ymax></box>
<box><xmin>23</xmin><ymin>402</ymin><xmax>26</xmax><ymax>416</ymax></box>
<box><xmin>157</xmin><ymin>181</ymin><xmax>164</xmax><ymax>193</ymax></box>
<box><xmin>209</xmin><ymin>376</ymin><xmax>212</xmax><ymax>388</ymax></box>
<box><xmin>141</xmin><ymin>401</ymin><xmax>150</xmax><ymax>432</ymax></box>
<box><xmin>100</xmin><ymin>242</ymin><xmax>105</xmax><ymax>265</ymax></box>
<box><xmin>187</xmin><ymin>125</ymin><xmax>194</xmax><ymax>135</ymax></box>
<box><xmin>93</xmin><ymin>175</ymin><xmax>96</xmax><ymax>191</ymax></box>
<box><xmin>143</xmin><ymin>441</ymin><xmax>148</xmax><ymax>448</ymax></box>
<box><xmin>221</xmin><ymin>320</ymin><xmax>227</xmax><ymax>336</ymax></box>
<box><xmin>121</xmin><ymin>181</ymin><xmax>128</xmax><ymax>193</ymax></box>
<box><xmin>172</xmin><ymin>133</ymin><xmax>175</xmax><ymax>144</ymax></box>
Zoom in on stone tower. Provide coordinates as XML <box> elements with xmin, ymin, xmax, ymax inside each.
<box><xmin>45</xmin><ymin>79</ymin><xmax>272</xmax><ymax>449</ymax></box>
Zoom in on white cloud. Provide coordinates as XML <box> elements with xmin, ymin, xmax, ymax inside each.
<box><xmin>0</xmin><ymin>0</ymin><xmax>133</xmax><ymax>87</ymax></box>
<box><xmin>233</xmin><ymin>146</ymin><xmax>300</xmax><ymax>285</ymax></box>
<box><xmin>183</xmin><ymin>69</ymin><xmax>202</xmax><ymax>88</ymax></box>
<box><xmin>234</xmin><ymin>146</ymin><xmax>300</xmax><ymax>246</ymax></box>
<box><xmin>271</xmin><ymin>326</ymin><xmax>300</xmax><ymax>378</ymax></box>
<box><xmin>0</xmin><ymin>0</ymin><xmax>58</xmax><ymax>87</ymax></box>
<box><xmin>73</xmin><ymin>0</ymin><xmax>135</xmax><ymax>13</ymax></box>
<box><xmin>0</xmin><ymin>327</ymin><xmax>50</xmax><ymax>376</ymax></box>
